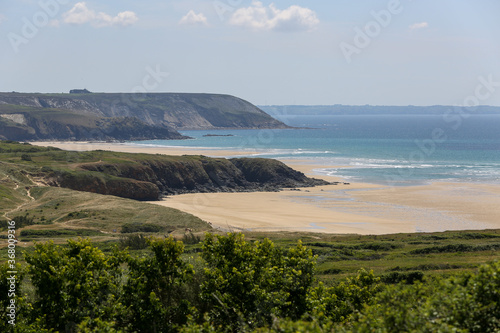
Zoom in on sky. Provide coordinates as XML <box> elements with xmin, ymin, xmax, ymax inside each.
<box><xmin>1</xmin><ymin>0</ymin><xmax>500</xmax><ymax>106</ymax></box>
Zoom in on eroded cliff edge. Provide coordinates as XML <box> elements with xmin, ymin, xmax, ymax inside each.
<box><xmin>0</xmin><ymin>92</ymin><xmax>289</xmax><ymax>138</ymax></box>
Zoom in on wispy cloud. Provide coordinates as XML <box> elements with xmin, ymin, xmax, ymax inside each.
<box><xmin>409</xmin><ymin>22</ymin><xmax>429</xmax><ymax>30</ymax></box>
<box><xmin>179</xmin><ymin>10</ymin><xmax>208</xmax><ymax>26</ymax></box>
<box><xmin>62</xmin><ymin>2</ymin><xmax>138</xmax><ymax>28</ymax></box>
<box><xmin>0</xmin><ymin>14</ymin><xmax>6</xmax><ymax>24</ymax></box>
<box><xmin>229</xmin><ymin>1</ymin><xmax>319</xmax><ymax>32</ymax></box>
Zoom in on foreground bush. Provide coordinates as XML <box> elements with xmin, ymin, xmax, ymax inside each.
<box><xmin>200</xmin><ymin>233</ymin><xmax>316</xmax><ymax>331</ymax></box>
<box><xmin>2</xmin><ymin>235</ymin><xmax>500</xmax><ymax>332</ymax></box>
<box><xmin>25</xmin><ymin>239</ymin><xmax>127</xmax><ymax>332</ymax></box>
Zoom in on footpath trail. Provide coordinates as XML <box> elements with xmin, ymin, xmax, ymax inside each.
<box><xmin>2</xmin><ymin>173</ymin><xmax>47</xmax><ymax>222</ymax></box>
<box><xmin>3</xmin><ymin>186</ymin><xmax>35</xmax><ymax>222</ymax></box>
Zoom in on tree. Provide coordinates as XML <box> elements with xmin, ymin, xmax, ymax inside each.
<box><xmin>123</xmin><ymin>237</ymin><xmax>195</xmax><ymax>333</ymax></box>
<box><xmin>200</xmin><ymin>233</ymin><xmax>316</xmax><ymax>331</ymax></box>
<box><xmin>25</xmin><ymin>238</ymin><xmax>126</xmax><ymax>332</ymax></box>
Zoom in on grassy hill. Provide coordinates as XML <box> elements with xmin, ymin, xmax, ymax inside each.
<box><xmin>0</xmin><ymin>104</ymin><xmax>186</xmax><ymax>141</ymax></box>
<box><xmin>0</xmin><ymin>140</ymin><xmax>327</xmax><ymax>242</ymax></box>
<box><xmin>0</xmin><ymin>141</ymin><xmax>327</xmax><ymax>200</ymax></box>
<box><xmin>0</xmin><ymin>154</ymin><xmax>211</xmax><ymax>245</ymax></box>
<box><xmin>0</xmin><ymin>92</ymin><xmax>288</xmax><ymax>132</ymax></box>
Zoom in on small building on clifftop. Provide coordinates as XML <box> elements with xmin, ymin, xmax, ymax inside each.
<box><xmin>70</xmin><ymin>89</ymin><xmax>91</xmax><ymax>94</ymax></box>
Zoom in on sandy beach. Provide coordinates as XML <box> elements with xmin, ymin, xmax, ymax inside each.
<box><xmin>33</xmin><ymin>141</ymin><xmax>500</xmax><ymax>235</ymax></box>
<box><xmin>31</xmin><ymin>141</ymin><xmax>255</xmax><ymax>157</ymax></box>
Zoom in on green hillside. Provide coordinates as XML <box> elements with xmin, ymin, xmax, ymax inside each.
<box><xmin>0</xmin><ymin>104</ymin><xmax>186</xmax><ymax>141</ymax></box>
<box><xmin>0</xmin><ymin>92</ymin><xmax>288</xmax><ymax>132</ymax></box>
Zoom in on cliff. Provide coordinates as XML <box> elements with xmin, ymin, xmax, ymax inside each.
<box><xmin>77</xmin><ymin>156</ymin><xmax>327</xmax><ymax>196</ymax></box>
<box><xmin>0</xmin><ymin>105</ymin><xmax>186</xmax><ymax>141</ymax></box>
<box><xmin>0</xmin><ymin>92</ymin><xmax>288</xmax><ymax>131</ymax></box>
<box><xmin>0</xmin><ymin>142</ymin><xmax>328</xmax><ymax>201</ymax></box>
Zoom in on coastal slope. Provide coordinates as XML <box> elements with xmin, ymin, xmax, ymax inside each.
<box><xmin>0</xmin><ymin>104</ymin><xmax>186</xmax><ymax>141</ymax></box>
<box><xmin>0</xmin><ymin>92</ymin><xmax>288</xmax><ymax>131</ymax></box>
<box><xmin>0</xmin><ymin>141</ymin><xmax>328</xmax><ymax>202</ymax></box>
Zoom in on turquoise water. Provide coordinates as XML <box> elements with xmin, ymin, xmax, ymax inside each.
<box><xmin>130</xmin><ymin>114</ymin><xmax>500</xmax><ymax>186</ymax></box>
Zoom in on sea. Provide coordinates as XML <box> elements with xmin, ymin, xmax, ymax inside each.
<box><xmin>129</xmin><ymin>113</ymin><xmax>500</xmax><ymax>186</ymax></box>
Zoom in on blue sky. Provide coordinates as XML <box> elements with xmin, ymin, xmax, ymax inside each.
<box><xmin>1</xmin><ymin>0</ymin><xmax>500</xmax><ymax>106</ymax></box>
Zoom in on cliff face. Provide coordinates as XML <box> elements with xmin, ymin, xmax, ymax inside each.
<box><xmin>48</xmin><ymin>170</ymin><xmax>160</xmax><ymax>201</ymax></box>
<box><xmin>0</xmin><ymin>92</ymin><xmax>288</xmax><ymax>130</ymax></box>
<box><xmin>77</xmin><ymin>156</ymin><xmax>328</xmax><ymax>197</ymax></box>
<box><xmin>0</xmin><ymin>142</ymin><xmax>328</xmax><ymax>201</ymax></box>
<box><xmin>0</xmin><ymin>105</ymin><xmax>187</xmax><ymax>141</ymax></box>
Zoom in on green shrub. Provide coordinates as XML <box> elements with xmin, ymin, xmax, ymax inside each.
<box><xmin>342</xmin><ymin>261</ymin><xmax>500</xmax><ymax>332</ymax></box>
<box><xmin>119</xmin><ymin>234</ymin><xmax>149</xmax><ymax>250</ymax></box>
<box><xmin>20</xmin><ymin>229</ymin><xmax>101</xmax><ymax>238</ymax></box>
<box><xmin>411</xmin><ymin>243</ymin><xmax>500</xmax><ymax>254</ymax></box>
<box><xmin>21</xmin><ymin>153</ymin><xmax>32</xmax><ymax>161</ymax></box>
<box><xmin>25</xmin><ymin>239</ymin><xmax>127</xmax><ymax>332</ymax></box>
<box><xmin>320</xmin><ymin>268</ymin><xmax>342</xmax><ymax>275</ymax></box>
<box><xmin>121</xmin><ymin>222</ymin><xmax>166</xmax><ymax>233</ymax></box>
<box><xmin>381</xmin><ymin>271</ymin><xmax>424</xmax><ymax>284</ymax></box>
<box><xmin>309</xmin><ymin>269</ymin><xmax>382</xmax><ymax>323</ymax></box>
<box><xmin>201</xmin><ymin>233</ymin><xmax>317</xmax><ymax>331</ymax></box>
<box><xmin>123</xmin><ymin>237</ymin><xmax>194</xmax><ymax>332</ymax></box>
<box><xmin>182</xmin><ymin>232</ymin><xmax>201</xmax><ymax>245</ymax></box>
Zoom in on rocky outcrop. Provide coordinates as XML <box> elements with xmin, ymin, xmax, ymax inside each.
<box><xmin>1</xmin><ymin>142</ymin><xmax>327</xmax><ymax>201</ymax></box>
<box><xmin>46</xmin><ymin>170</ymin><xmax>160</xmax><ymax>201</ymax></box>
<box><xmin>77</xmin><ymin>156</ymin><xmax>328</xmax><ymax>197</ymax></box>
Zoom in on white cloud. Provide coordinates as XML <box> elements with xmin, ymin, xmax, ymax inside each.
<box><xmin>62</xmin><ymin>2</ymin><xmax>138</xmax><ymax>28</ymax></box>
<box><xmin>0</xmin><ymin>14</ymin><xmax>6</xmax><ymax>24</ymax></box>
<box><xmin>229</xmin><ymin>1</ymin><xmax>319</xmax><ymax>32</ymax></box>
<box><xmin>409</xmin><ymin>22</ymin><xmax>428</xmax><ymax>30</ymax></box>
<box><xmin>179</xmin><ymin>10</ymin><xmax>208</xmax><ymax>26</ymax></box>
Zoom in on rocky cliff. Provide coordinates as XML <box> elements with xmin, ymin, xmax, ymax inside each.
<box><xmin>76</xmin><ymin>156</ymin><xmax>328</xmax><ymax>197</ymax></box>
<box><xmin>0</xmin><ymin>105</ymin><xmax>187</xmax><ymax>141</ymax></box>
<box><xmin>0</xmin><ymin>92</ymin><xmax>288</xmax><ymax>130</ymax></box>
<box><xmin>1</xmin><ymin>142</ymin><xmax>327</xmax><ymax>201</ymax></box>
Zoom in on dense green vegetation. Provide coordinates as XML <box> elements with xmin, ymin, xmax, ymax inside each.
<box><xmin>1</xmin><ymin>234</ymin><xmax>499</xmax><ymax>332</ymax></box>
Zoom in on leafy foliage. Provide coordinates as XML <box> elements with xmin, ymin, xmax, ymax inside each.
<box><xmin>123</xmin><ymin>237</ymin><xmax>194</xmax><ymax>333</ymax></box>
<box><xmin>25</xmin><ymin>238</ymin><xmax>126</xmax><ymax>332</ymax></box>
<box><xmin>118</xmin><ymin>234</ymin><xmax>149</xmax><ymax>250</ymax></box>
<box><xmin>121</xmin><ymin>222</ymin><xmax>167</xmax><ymax>233</ymax></box>
<box><xmin>201</xmin><ymin>233</ymin><xmax>316</xmax><ymax>331</ymax></box>
<box><xmin>3</xmin><ymin>234</ymin><xmax>500</xmax><ymax>332</ymax></box>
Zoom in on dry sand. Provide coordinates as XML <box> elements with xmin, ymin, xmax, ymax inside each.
<box><xmin>31</xmin><ymin>141</ymin><xmax>254</xmax><ymax>157</ymax></box>
<box><xmin>33</xmin><ymin>141</ymin><xmax>500</xmax><ymax>235</ymax></box>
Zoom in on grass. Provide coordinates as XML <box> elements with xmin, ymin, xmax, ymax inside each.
<box><xmin>9</xmin><ymin>186</ymin><xmax>210</xmax><ymax>233</ymax></box>
<box><xmin>239</xmin><ymin>229</ymin><xmax>500</xmax><ymax>283</ymax></box>
<box><xmin>0</xmin><ymin>144</ymin><xmax>213</xmax><ymax>246</ymax></box>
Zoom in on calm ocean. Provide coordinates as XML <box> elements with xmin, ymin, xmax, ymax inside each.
<box><xmin>130</xmin><ymin>114</ymin><xmax>500</xmax><ymax>186</ymax></box>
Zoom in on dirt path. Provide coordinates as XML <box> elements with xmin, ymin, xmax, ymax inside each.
<box><xmin>3</xmin><ymin>180</ymin><xmax>40</xmax><ymax>221</ymax></box>
<box><xmin>25</xmin><ymin>187</ymin><xmax>34</xmax><ymax>201</ymax></box>
<box><xmin>3</xmin><ymin>188</ymin><xmax>33</xmax><ymax>221</ymax></box>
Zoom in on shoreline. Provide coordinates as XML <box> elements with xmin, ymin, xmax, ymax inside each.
<box><xmin>31</xmin><ymin>141</ymin><xmax>500</xmax><ymax>235</ymax></box>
